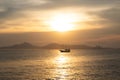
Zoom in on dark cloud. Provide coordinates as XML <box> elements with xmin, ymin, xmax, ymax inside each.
<box><xmin>0</xmin><ymin>0</ymin><xmax>119</xmax><ymax>13</ymax></box>
<box><xmin>85</xmin><ymin>3</ymin><xmax>120</xmax><ymax>34</ymax></box>
<box><xmin>47</xmin><ymin>0</ymin><xmax>119</xmax><ymax>8</ymax></box>
<box><xmin>0</xmin><ymin>7</ymin><xmax>16</xmax><ymax>19</ymax></box>
<box><xmin>95</xmin><ymin>7</ymin><xmax>120</xmax><ymax>24</ymax></box>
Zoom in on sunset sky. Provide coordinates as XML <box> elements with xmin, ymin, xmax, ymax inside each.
<box><xmin>0</xmin><ymin>0</ymin><xmax>120</xmax><ymax>48</ymax></box>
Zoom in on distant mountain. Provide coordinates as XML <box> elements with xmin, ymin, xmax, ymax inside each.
<box><xmin>0</xmin><ymin>42</ymin><xmax>40</xmax><ymax>49</ymax></box>
<box><xmin>42</xmin><ymin>43</ymin><xmax>107</xmax><ymax>49</ymax></box>
<box><xmin>0</xmin><ymin>42</ymin><xmax>110</xmax><ymax>49</ymax></box>
<box><xmin>42</xmin><ymin>43</ymin><xmax>63</xmax><ymax>49</ymax></box>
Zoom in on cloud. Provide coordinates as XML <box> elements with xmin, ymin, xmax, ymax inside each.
<box><xmin>85</xmin><ymin>4</ymin><xmax>120</xmax><ymax>34</ymax></box>
<box><xmin>0</xmin><ymin>0</ymin><xmax>120</xmax><ymax>48</ymax></box>
<box><xmin>0</xmin><ymin>0</ymin><xmax>119</xmax><ymax>16</ymax></box>
<box><xmin>0</xmin><ymin>0</ymin><xmax>120</xmax><ymax>32</ymax></box>
<box><xmin>92</xmin><ymin>6</ymin><xmax>120</xmax><ymax>24</ymax></box>
<box><xmin>48</xmin><ymin>0</ymin><xmax>119</xmax><ymax>7</ymax></box>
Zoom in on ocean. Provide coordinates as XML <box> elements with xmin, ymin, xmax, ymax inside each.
<box><xmin>0</xmin><ymin>49</ymin><xmax>120</xmax><ymax>80</ymax></box>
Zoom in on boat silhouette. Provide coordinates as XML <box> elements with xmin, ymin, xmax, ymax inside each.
<box><xmin>60</xmin><ymin>48</ymin><xmax>70</xmax><ymax>52</ymax></box>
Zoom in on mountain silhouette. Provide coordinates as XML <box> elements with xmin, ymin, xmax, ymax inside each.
<box><xmin>0</xmin><ymin>42</ymin><xmax>109</xmax><ymax>49</ymax></box>
<box><xmin>0</xmin><ymin>42</ymin><xmax>39</xmax><ymax>49</ymax></box>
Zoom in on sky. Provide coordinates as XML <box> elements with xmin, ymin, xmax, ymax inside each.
<box><xmin>0</xmin><ymin>0</ymin><xmax>120</xmax><ymax>48</ymax></box>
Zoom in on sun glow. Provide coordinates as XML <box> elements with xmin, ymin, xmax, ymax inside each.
<box><xmin>48</xmin><ymin>13</ymin><xmax>78</xmax><ymax>32</ymax></box>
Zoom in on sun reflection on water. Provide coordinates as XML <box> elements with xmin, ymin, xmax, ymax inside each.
<box><xmin>53</xmin><ymin>53</ymin><xmax>71</xmax><ymax>80</ymax></box>
<box><xmin>56</xmin><ymin>55</ymin><xmax>67</xmax><ymax>63</ymax></box>
<box><xmin>51</xmin><ymin>51</ymin><xmax>88</xmax><ymax>80</ymax></box>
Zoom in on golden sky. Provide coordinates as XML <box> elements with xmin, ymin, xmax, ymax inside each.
<box><xmin>0</xmin><ymin>0</ymin><xmax>119</xmax><ymax>33</ymax></box>
<box><xmin>0</xmin><ymin>0</ymin><xmax>120</xmax><ymax>48</ymax></box>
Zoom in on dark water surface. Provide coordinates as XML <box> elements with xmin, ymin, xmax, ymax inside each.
<box><xmin>0</xmin><ymin>49</ymin><xmax>120</xmax><ymax>80</ymax></box>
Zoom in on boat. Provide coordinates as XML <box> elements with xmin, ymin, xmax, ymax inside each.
<box><xmin>60</xmin><ymin>48</ymin><xmax>70</xmax><ymax>52</ymax></box>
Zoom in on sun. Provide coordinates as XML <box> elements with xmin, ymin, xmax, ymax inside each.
<box><xmin>48</xmin><ymin>13</ymin><xmax>77</xmax><ymax>32</ymax></box>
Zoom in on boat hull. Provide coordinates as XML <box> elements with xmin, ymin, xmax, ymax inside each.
<box><xmin>59</xmin><ymin>49</ymin><xmax>70</xmax><ymax>52</ymax></box>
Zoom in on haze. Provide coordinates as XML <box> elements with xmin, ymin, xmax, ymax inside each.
<box><xmin>0</xmin><ymin>0</ymin><xmax>120</xmax><ymax>48</ymax></box>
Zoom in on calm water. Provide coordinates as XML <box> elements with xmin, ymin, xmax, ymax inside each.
<box><xmin>0</xmin><ymin>49</ymin><xmax>120</xmax><ymax>80</ymax></box>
